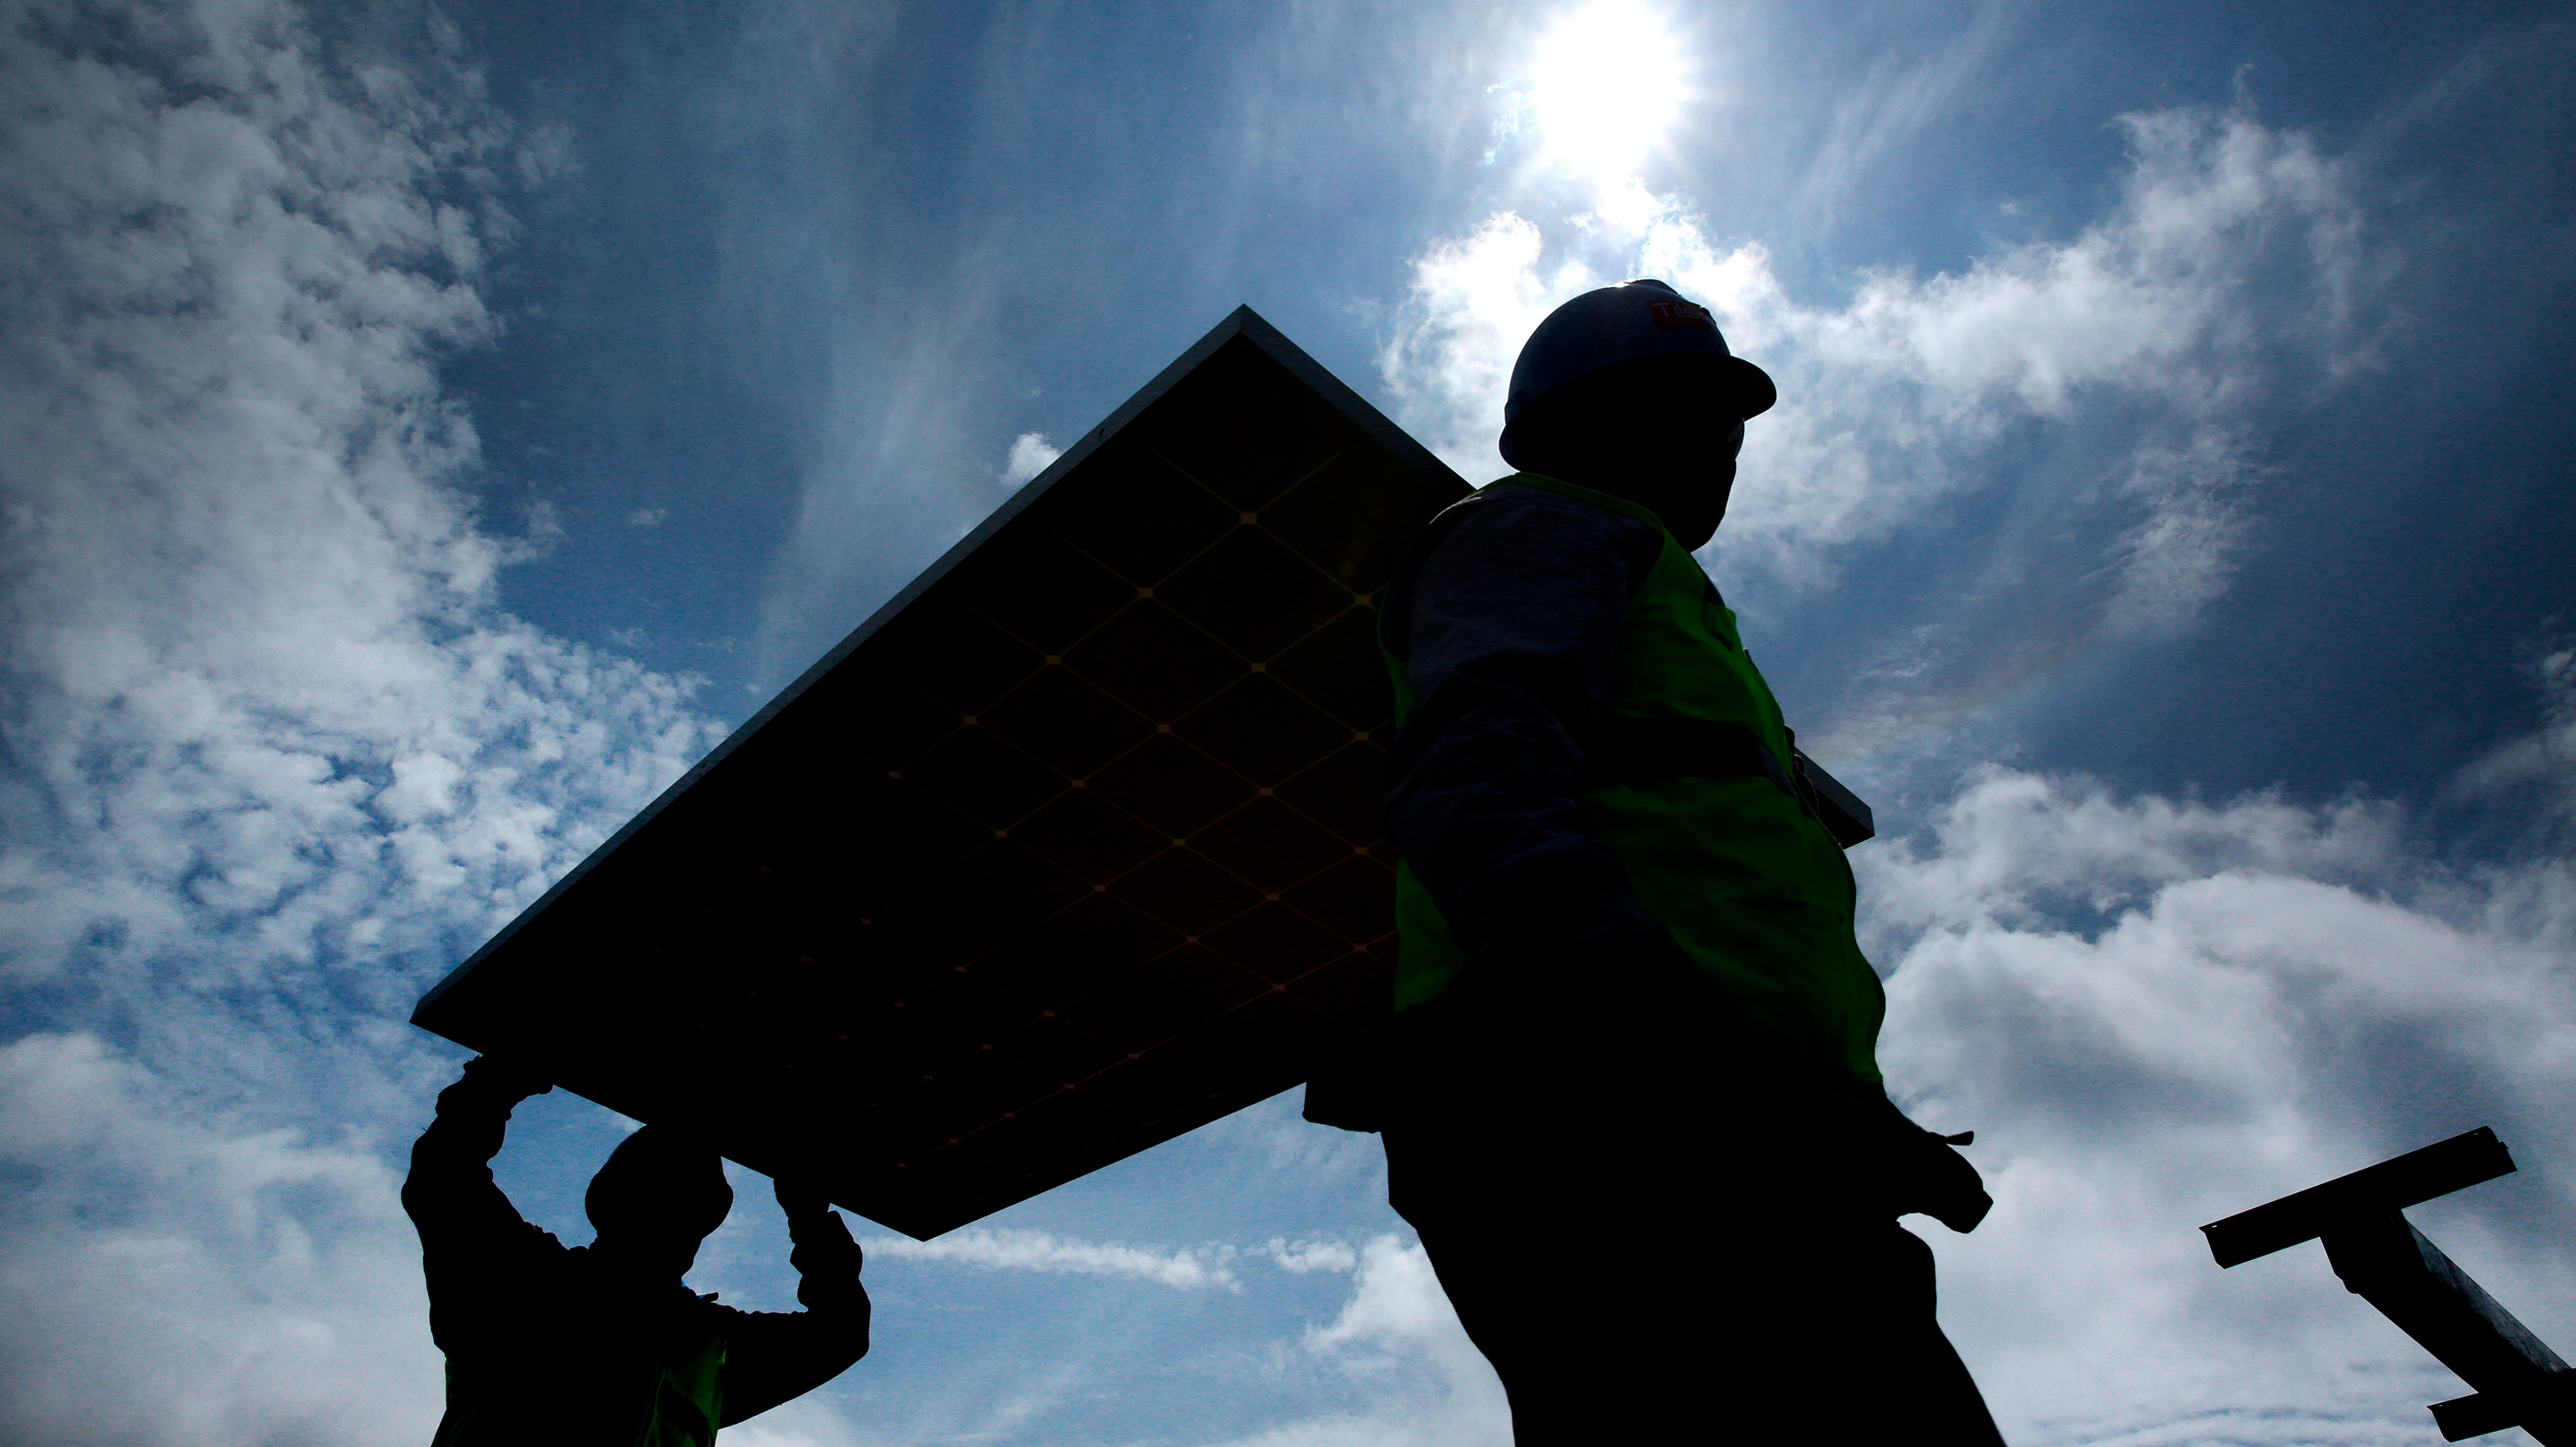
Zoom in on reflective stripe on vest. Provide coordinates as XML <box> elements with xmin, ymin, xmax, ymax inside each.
<box><xmin>1381</xmin><ymin>472</ymin><xmax>1885</xmax><ymax>1086</ymax></box>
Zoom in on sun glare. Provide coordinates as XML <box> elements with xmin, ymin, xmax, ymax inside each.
<box><xmin>1530</xmin><ymin>0</ymin><xmax>1687</xmax><ymax>182</ymax></box>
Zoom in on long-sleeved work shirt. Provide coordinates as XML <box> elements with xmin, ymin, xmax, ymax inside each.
<box><xmin>1382</xmin><ymin>481</ymin><xmax>1688</xmax><ymax>977</ymax></box>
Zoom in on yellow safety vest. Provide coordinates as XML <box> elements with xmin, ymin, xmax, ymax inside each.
<box><xmin>1381</xmin><ymin>472</ymin><xmax>1885</xmax><ymax>1086</ymax></box>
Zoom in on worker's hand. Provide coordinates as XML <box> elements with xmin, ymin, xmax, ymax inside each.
<box><xmin>1807</xmin><ymin>1093</ymin><xmax>1993</xmax><ymax>1234</ymax></box>
<box><xmin>1875</xmin><ymin>1111</ymin><xmax>1990</xmax><ymax>1233</ymax></box>
<box><xmin>779</xmin><ymin>1179</ymin><xmax>867</xmax><ymax>1314</ymax></box>
<box><xmin>442</xmin><ymin>1054</ymin><xmax>552</xmax><ymax>1110</ymax></box>
<box><xmin>1908</xmin><ymin>1132</ymin><xmax>1993</xmax><ymax>1234</ymax></box>
<box><xmin>773</xmin><ymin>1172</ymin><xmax>835</xmax><ymax>1224</ymax></box>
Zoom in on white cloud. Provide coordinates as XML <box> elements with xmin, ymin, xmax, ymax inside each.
<box><xmin>861</xmin><ymin>1227</ymin><xmax>1242</xmax><ymax>1290</ymax></box>
<box><xmin>2096</xmin><ymin>426</ymin><xmax>2266</xmax><ymax>639</ymax></box>
<box><xmin>752</xmin><ymin>289</ymin><xmax>1005</xmax><ymax>690</ymax></box>
<box><xmin>2453</xmin><ymin>644</ymin><xmax>2576</xmax><ymax>842</ymax></box>
<box><xmin>1000</xmin><ymin>431</ymin><xmax>1062</xmax><ymax>490</ymax></box>
<box><xmin>1375</xmin><ymin>210</ymin><xmax>1567</xmax><ymax>482</ymax></box>
<box><xmin>1853</xmin><ymin>765</ymin><xmax>2403</xmax><ymax>958</ymax></box>
<box><xmin>0</xmin><ymin>1032</ymin><xmax>444</xmax><ymax>1447</ymax></box>
<box><xmin>0</xmin><ymin>0</ymin><xmax>721</xmax><ymax>1026</ymax></box>
<box><xmin>1378</xmin><ymin>107</ymin><xmax>2379</xmax><ymax>634</ymax></box>
<box><xmin>627</xmin><ymin>505</ymin><xmax>671</xmax><ymax>527</ymax></box>
<box><xmin>1786</xmin><ymin>8</ymin><xmax>2015</xmax><ymax>243</ymax></box>
<box><xmin>1299</xmin><ymin>1238</ymin><xmax>1462</xmax><ymax>1362</ymax></box>
<box><xmin>714</xmin><ymin>1409</ymin><xmax>883</xmax><ymax>1447</ymax></box>
<box><xmin>0</xmin><ymin>4</ymin><xmax>721</xmax><ymax>1436</ymax></box>
<box><xmin>1199</xmin><ymin>1236</ymin><xmax>1510</xmax><ymax>1447</ymax></box>
<box><xmin>1858</xmin><ymin>768</ymin><xmax>2576</xmax><ymax>1445</ymax></box>
<box><xmin>1266</xmin><ymin>1237</ymin><xmax>1361</xmax><ymax>1274</ymax></box>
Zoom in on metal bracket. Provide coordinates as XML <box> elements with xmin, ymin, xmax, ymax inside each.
<box><xmin>2202</xmin><ymin>1128</ymin><xmax>2572</xmax><ymax>1444</ymax></box>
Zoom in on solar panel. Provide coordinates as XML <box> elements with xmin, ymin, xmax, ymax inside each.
<box><xmin>413</xmin><ymin>308</ymin><xmax>1472</xmax><ymax>1240</ymax></box>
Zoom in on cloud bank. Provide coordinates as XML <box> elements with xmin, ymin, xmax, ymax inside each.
<box><xmin>1865</xmin><ymin>761</ymin><xmax>2576</xmax><ymax>1446</ymax></box>
<box><xmin>861</xmin><ymin>1227</ymin><xmax>1242</xmax><ymax>1291</ymax></box>
<box><xmin>0</xmin><ymin>0</ymin><xmax>718</xmax><ymax>1050</ymax></box>
<box><xmin>0</xmin><ymin>1032</ymin><xmax>443</xmax><ymax>1446</ymax></box>
<box><xmin>1199</xmin><ymin>1237</ymin><xmax>1509</xmax><ymax>1447</ymax></box>
<box><xmin>0</xmin><ymin>2</ymin><xmax>718</xmax><ymax>1441</ymax></box>
<box><xmin>1379</xmin><ymin>107</ymin><xmax>2380</xmax><ymax>642</ymax></box>
<box><xmin>999</xmin><ymin>432</ymin><xmax>1063</xmax><ymax>490</ymax></box>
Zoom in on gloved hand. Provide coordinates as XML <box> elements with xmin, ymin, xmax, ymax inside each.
<box><xmin>1897</xmin><ymin>1126</ymin><xmax>1993</xmax><ymax>1234</ymax></box>
<box><xmin>774</xmin><ymin>1172</ymin><xmax>867</xmax><ymax>1312</ymax></box>
<box><xmin>772</xmin><ymin>1172</ymin><xmax>834</xmax><ymax>1225</ymax></box>
<box><xmin>1797</xmin><ymin>1091</ymin><xmax>1992</xmax><ymax>1233</ymax></box>
<box><xmin>437</xmin><ymin>1054</ymin><xmax>552</xmax><ymax>1113</ymax></box>
<box><xmin>1859</xmin><ymin>1102</ymin><xmax>1990</xmax><ymax>1233</ymax></box>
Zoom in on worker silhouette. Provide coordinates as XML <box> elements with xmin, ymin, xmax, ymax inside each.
<box><xmin>404</xmin><ymin>1056</ymin><xmax>871</xmax><ymax>1445</ymax></box>
<box><xmin>1313</xmin><ymin>279</ymin><xmax>2005</xmax><ymax>1444</ymax></box>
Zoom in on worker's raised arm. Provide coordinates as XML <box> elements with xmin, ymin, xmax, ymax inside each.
<box><xmin>401</xmin><ymin>1056</ymin><xmax>558</xmax><ymax>1352</ymax></box>
<box><xmin>1382</xmin><ymin>485</ymin><xmax>1679</xmax><ymax>982</ymax></box>
<box><xmin>403</xmin><ymin>1056</ymin><xmax>550</xmax><ymax>1221</ymax></box>
<box><xmin>716</xmin><ymin>1175</ymin><xmax>872</xmax><ymax>1426</ymax></box>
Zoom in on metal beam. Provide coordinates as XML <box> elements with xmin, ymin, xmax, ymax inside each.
<box><xmin>2435</xmin><ymin>1378</ymin><xmax>2576</xmax><ymax>1443</ymax></box>
<box><xmin>2200</xmin><ymin>1128</ymin><xmax>2514</xmax><ymax>1269</ymax></box>
<box><xmin>2203</xmin><ymin>1130</ymin><xmax>2572</xmax><ymax>1444</ymax></box>
<box><xmin>2320</xmin><ymin>1212</ymin><xmax>2572</xmax><ymax>1444</ymax></box>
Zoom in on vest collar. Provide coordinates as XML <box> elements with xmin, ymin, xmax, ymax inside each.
<box><xmin>1490</xmin><ymin>471</ymin><xmax>1675</xmax><ymax>537</ymax></box>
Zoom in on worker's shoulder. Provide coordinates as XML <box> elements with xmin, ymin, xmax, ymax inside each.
<box><xmin>1446</xmin><ymin>479</ymin><xmax>1660</xmax><ymax>546</ymax></box>
<box><xmin>1416</xmin><ymin>482</ymin><xmax>1664</xmax><ymax>587</ymax></box>
<box><xmin>1466</xmin><ymin>478</ymin><xmax>1624</xmax><ymax>519</ymax></box>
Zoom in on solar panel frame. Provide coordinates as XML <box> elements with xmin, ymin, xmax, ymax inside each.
<box><xmin>413</xmin><ymin>307</ymin><xmax>1472</xmax><ymax>1239</ymax></box>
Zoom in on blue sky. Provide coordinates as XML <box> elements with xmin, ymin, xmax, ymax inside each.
<box><xmin>3</xmin><ymin>1</ymin><xmax>2574</xmax><ymax>1444</ymax></box>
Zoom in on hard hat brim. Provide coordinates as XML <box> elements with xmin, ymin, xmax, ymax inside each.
<box><xmin>1496</xmin><ymin>353</ymin><xmax>1776</xmax><ymax>470</ymax></box>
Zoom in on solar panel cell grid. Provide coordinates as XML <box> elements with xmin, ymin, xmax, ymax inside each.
<box><xmin>415</xmin><ymin>312</ymin><xmax>1470</xmax><ymax>1238</ymax></box>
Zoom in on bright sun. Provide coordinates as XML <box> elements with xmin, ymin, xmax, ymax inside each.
<box><xmin>1530</xmin><ymin>0</ymin><xmax>1688</xmax><ymax>182</ymax></box>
